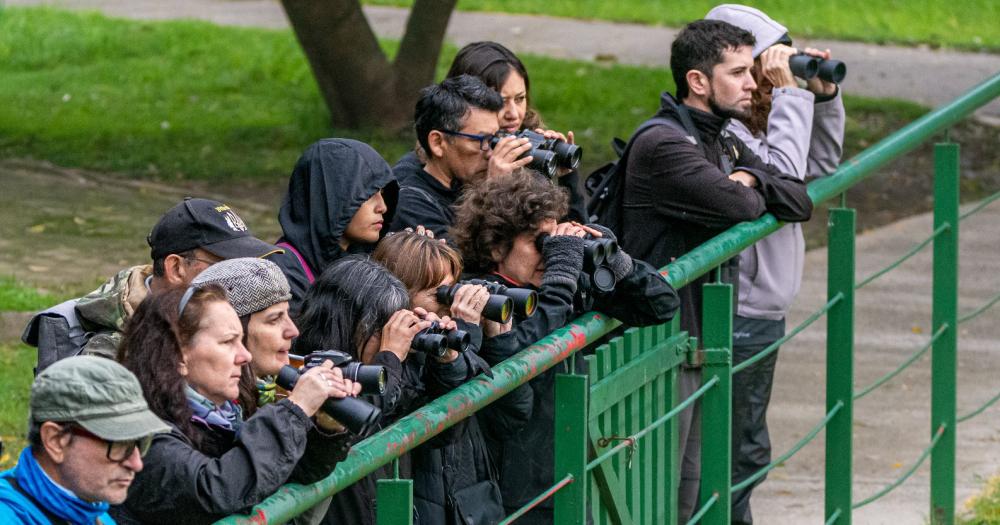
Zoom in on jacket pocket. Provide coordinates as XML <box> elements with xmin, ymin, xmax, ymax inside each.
<box><xmin>451</xmin><ymin>479</ymin><xmax>505</xmax><ymax>525</ymax></box>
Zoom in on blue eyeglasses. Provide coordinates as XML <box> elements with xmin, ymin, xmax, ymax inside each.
<box><xmin>438</xmin><ymin>129</ymin><xmax>493</xmax><ymax>151</ymax></box>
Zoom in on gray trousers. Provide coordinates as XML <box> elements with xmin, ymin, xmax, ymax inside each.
<box><xmin>676</xmin><ymin>366</ymin><xmax>703</xmax><ymax>523</ymax></box>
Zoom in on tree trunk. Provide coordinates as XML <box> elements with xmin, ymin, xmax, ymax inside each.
<box><xmin>280</xmin><ymin>0</ymin><xmax>456</xmax><ymax>131</ymax></box>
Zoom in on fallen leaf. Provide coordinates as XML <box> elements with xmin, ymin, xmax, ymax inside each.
<box><xmin>27</xmin><ymin>224</ymin><xmax>46</xmax><ymax>233</ymax></box>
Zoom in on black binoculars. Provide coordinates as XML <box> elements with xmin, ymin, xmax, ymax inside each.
<box><xmin>276</xmin><ymin>352</ymin><xmax>383</xmax><ymax>436</ymax></box>
<box><xmin>411</xmin><ymin>321</ymin><xmax>471</xmax><ymax>358</ymax></box>
<box><xmin>437</xmin><ymin>280</ymin><xmax>538</xmax><ymax>322</ymax></box>
<box><xmin>489</xmin><ymin>129</ymin><xmax>582</xmax><ymax>178</ymax></box>
<box><xmin>536</xmin><ymin>234</ymin><xmax>618</xmax><ymax>293</ymax></box>
<box><xmin>788</xmin><ymin>54</ymin><xmax>847</xmax><ymax>84</ymax></box>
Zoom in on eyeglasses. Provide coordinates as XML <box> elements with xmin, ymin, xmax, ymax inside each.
<box><xmin>63</xmin><ymin>424</ymin><xmax>154</xmax><ymax>462</ymax></box>
<box><xmin>438</xmin><ymin>129</ymin><xmax>492</xmax><ymax>152</ymax></box>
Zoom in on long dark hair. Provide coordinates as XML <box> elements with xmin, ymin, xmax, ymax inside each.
<box><xmin>118</xmin><ymin>284</ymin><xmax>230</xmax><ymax>443</ymax></box>
<box><xmin>446</xmin><ymin>41</ymin><xmax>543</xmax><ymax>130</ymax></box>
<box><xmin>294</xmin><ymin>256</ymin><xmax>410</xmax><ymax>361</ymax></box>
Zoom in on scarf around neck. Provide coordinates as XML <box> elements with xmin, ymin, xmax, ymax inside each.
<box><xmin>185</xmin><ymin>384</ymin><xmax>243</xmax><ymax>436</ymax></box>
<box><xmin>8</xmin><ymin>447</ymin><xmax>110</xmax><ymax>524</ymax></box>
<box><xmin>256</xmin><ymin>376</ymin><xmax>277</xmax><ymax>407</ymax></box>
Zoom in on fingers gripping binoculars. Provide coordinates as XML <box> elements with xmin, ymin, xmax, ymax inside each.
<box><xmin>489</xmin><ymin>129</ymin><xmax>582</xmax><ymax>178</ymax></box>
<box><xmin>436</xmin><ymin>281</ymin><xmax>539</xmax><ymax>323</ymax></box>
<box><xmin>787</xmin><ymin>54</ymin><xmax>847</xmax><ymax>84</ymax></box>
<box><xmin>536</xmin><ymin>234</ymin><xmax>619</xmax><ymax>293</ymax></box>
<box><xmin>411</xmin><ymin>321</ymin><xmax>472</xmax><ymax>358</ymax></box>
<box><xmin>277</xmin><ymin>350</ymin><xmax>385</xmax><ymax>436</ymax></box>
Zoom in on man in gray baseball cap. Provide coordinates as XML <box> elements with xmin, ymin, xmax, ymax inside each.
<box><xmin>0</xmin><ymin>355</ymin><xmax>170</xmax><ymax>524</ymax></box>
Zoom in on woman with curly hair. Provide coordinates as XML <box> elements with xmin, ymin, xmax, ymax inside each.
<box><xmin>451</xmin><ymin>168</ymin><xmax>679</xmax><ymax>524</ymax></box>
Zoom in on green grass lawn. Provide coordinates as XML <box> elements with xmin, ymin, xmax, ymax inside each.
<box><xmin>0</xmin><ymin>276</ymin><xmax>68</xmax><ymax>312</ymax></box>
<box><xmin>0</xmin><ymin>343</ymin><xmax>35</xmax><ymax>470</ymax></box>
<box><xmin>366</xmin><ymin>0</ymin><xmax>1000</xmax><ymax>51</ymax></box>
<box><xmin>0</xmin><ymin>7</ymin><xmax>928</xmax><ymax>184</ymax></box>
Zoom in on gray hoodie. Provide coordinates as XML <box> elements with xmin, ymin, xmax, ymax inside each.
<box><xmin>706</xmin><ymin>4</ymin><xmax>846</xmax><ymax>320</ymax></box>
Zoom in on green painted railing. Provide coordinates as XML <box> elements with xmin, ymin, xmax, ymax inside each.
<box><xmin>217</xmin><ymin>71</ymin><xmax>1000</xmax><ymax>525</ymax></box>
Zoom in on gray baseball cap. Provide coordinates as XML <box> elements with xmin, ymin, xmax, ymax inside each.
<box><xmin>30</xmin><ymin>356</ymin><xmax>171</xmax><ymax>441</ymax></box>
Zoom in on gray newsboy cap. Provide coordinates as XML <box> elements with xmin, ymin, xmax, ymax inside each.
<box><xmin>30</xmin><ymin>355</ymin><xmax>170</xmax><ymax>441</ymax></box>
<box><xmin>192</xmin><ymin>257</ymin><xmax>292</xmax><ymax>317</ymax></box>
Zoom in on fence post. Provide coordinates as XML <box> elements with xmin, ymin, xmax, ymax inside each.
<box><xmin>825</xmin><ymin>207</ymin><xmax>855</xmax><ymax>524</ymax></box>
<box><xmin>931</xmin><ymin>142</ymin><xmax>959</xmax><ymax>525</ymax></box>
<box><xmin>376</xmin><ymin>478</ymin><xmax>413</xmax><ymax>525</ymax></box>
<box><xmin>699</xmin><ymin>282</ymin><xmax>733</xmax><ymax>524</ymax></box>
<box><xmin>554</xmin><ymin>372</ymin><xmax>589</xmax><ymax>524</ymax></box>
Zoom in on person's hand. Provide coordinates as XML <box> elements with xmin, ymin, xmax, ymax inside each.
<box><xmin>403</xmin><ymin>225</ymin><xmax>436</xmax><ymax>239</ymax></box>
<box><xmin>759</xmin><ymin>44</ymin><xmax>798</xmax><ymax>88</ymax></box>
<box><xmin>482</xmin><ymin>318</ymin><xmax>512</xmax><ymax>338</ymax></box>
<box><xmin>414</xmin><ymin>307</ymin><xmax>460</xmax><ymax>363</ymax></box>
<box><xmin>534</xmin><ymin>128</ymin><xmax>575</xmax><ymax>178</ymax></box>
<box><xmin>729</xmin><ymin>170</ymin><xmax>759</xmax><ymax>188</ymax></box>
<box><xmin>286</xmin><ymin>361</ymin><xmax>361</xmax><ymax>418</ymax></box>
<box><xmin>552</xmin><ymin>222</ymin><xmax>588</xmax><ymax>238</ymax></box>
<box><xmin>487</xmin><ymin>135</ymin><xmax>533</xmax><ymax>178</ymax></box>
<box><xmin>380</xmin><ymin>309</ymin><xmax>433</xmax><ymax>362</ymax></box>
<box><xmin>447</xmin><ymin>283</ymin><xmax>491</xmax><ymax>326</ymax></box>
<box><xmin>802</xmin><ymin>47</ymin><xmax>838</xmax><ymax>97</ymax></box>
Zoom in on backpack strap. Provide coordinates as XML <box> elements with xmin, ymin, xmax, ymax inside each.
<box><xmin>276</xmin><ymin>242</ymin><xmax>315</xmax><ymax>285</ymax></box>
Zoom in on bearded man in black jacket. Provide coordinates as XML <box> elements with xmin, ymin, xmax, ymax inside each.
<box><xmin>617</xmin><ymin>19</ymin><xmax>814</xmax><ymax>522</ymax></box>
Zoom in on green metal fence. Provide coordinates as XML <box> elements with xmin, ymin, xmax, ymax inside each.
<box><xmin>216</xmin><ymin>72</ymin><xmax>1000</xmax><ymax>525</ymax></box>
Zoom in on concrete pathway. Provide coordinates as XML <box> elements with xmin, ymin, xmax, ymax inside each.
<box><xmin>8</xmin><ymin>0</ymin><xmax>1000</xmax><ymax>120</ymax></box>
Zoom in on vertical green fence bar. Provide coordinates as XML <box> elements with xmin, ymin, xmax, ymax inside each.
<box><xmin>931</xmin><ymin>143</ymin><xmax>959</xmax><ymax>525</ymax></box>
<box><xmin>825</xmin><ymin>208</ymin><xmax>856</xmax><ymax>524</ymax></box>
<box><xmin>554</xmin><ymin>373</ymin><xmax>588</xmax><ymax>524</ymax></box>
<box><xmin>376</xmin><ymin>479</ymin><xmax>413</xmax><ymax>525</ymax></box>
<box><xmin>699</xmin><ymin>283</ymin><xmax>733</xmax><ymax>524</ymax></box>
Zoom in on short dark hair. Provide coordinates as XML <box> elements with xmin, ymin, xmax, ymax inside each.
<box><xmin>670</xmin><ymin>19</ymin><xmax>755</xmax><ymax>100</ymax></box>
<box><xmin>151</xmin><ymin>249</ymin><xmax>196</xmax><ymax>277</ymax></box>
<box><xmin>446</xmin><ymin>41</ymin><xmax>543</xmax><ymax>130</ymax></box>
<box><xmin>413</xmin><ymin>74</ymin><xmax>504</xmax><ymax>154</ymax></box>
<box><xmin>450</xmin><ymin>169</ymin><xmax>569</xmax><ymax>273</ymax></box>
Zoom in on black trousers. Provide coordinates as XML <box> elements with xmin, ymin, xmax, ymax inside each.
<box><xmin>729</xmin><ymin>316</ymin><xmax>784</xmax><ymax>525</ymax></box>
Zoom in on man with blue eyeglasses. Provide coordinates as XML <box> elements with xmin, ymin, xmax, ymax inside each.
<box><xmin>0</xmin><ymin>356</ymin><xmax>170</xmax><ymax>524</ymax></box>
<box><xmin>389</xmin><ymin>74</ymin><xmax>533</xmax><ymax>239</ymax></box>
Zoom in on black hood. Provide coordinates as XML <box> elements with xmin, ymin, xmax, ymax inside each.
<box><xmin>277</xmin><ymin>138</ymin><xmax>399</xmax><ymax>272</ymax></box>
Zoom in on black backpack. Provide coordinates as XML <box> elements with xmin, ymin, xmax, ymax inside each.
<box><xmin>584</xmin><ymin>115</ymin><xmax>688</xmax><ymax>235</ymax></box>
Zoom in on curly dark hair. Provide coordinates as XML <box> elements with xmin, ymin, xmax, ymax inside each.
<box><xmin>118</xmin><ymin>284</ymin><xmax>229</xmax><ymax>445</ymax></box>
<box><xmin>450</xmin><ymin>169</ymin><xmax>569</xmax><ymax>273</ymax></box>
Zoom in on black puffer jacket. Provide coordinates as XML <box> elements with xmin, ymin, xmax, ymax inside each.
<box><xmin>473</xmin><ymin>237</ymin><xmax>679</xmax><ymax>523</ymax></box>
<box><xmin>111</xmin><ymin>399</ymin><xmax>349</xmax><ymax>525</ymax></box>
<box><xmin>322</xmin><ymin>325</ymin><xmax>493</xmax><ymax>525</ymax></box>
<box><xmin>620</xmin><ymin>93</ymin><xmax>813</xmax><ymax>342</ymax></box>
<box><xmin>269</xmin><ymin>139</ymin><xmax>399</xmax><ymax>317</ymax></box>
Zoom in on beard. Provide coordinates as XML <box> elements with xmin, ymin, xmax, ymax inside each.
<box><xmin>708</xmin><ymin>92</ymin><xmax>752</xmax><ymax>120</ymax></box>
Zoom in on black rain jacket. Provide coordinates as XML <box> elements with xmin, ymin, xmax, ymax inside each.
<box><xmin>269</xmin><ymin>139</ymin><xmax>399</xmax><ymax>317</ymax></box>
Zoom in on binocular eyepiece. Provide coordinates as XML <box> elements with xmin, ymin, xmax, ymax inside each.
<box><xmin>275</xmin><ymin>360</ymin><xmax>382</xmax><ymax>437</ymax></box>
<box><xmin>411</xmin><ymin>321</ymin><xmax>471</xmax><ymax>358</ymax></box>
<box><xmin>787</xmin><ymin>54</ymin><xmax>847</xmax><ymax>84</ymax></box>
<box><xmin>489</xmin><ymin>129</ymin><xmax>582</xmax><ymax>178</ymax></box>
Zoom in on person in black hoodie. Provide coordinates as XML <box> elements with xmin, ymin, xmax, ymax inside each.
<box><xmin>617</xmin><ymin>20</ymin><xmax>814</xmax><ymax>522</ymax></box>
<box><xmin>269</xmin><ymin>138</ymin><xmax>399</xmax><ymax>317</ymax></box>
<box><xmin>450</xmin><ymin>170</ymin><xmax>679</xmax><ymax>524</ymax></box>
<box><xmin>389</xmin><ymin>74</ymin><xmax>534</xmax><ymax>239</ymax></box>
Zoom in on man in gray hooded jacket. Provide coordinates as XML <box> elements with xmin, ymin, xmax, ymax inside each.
<box><xmin>705</xmin><ymin>5</ymin><xmax>845</xmax><ymax>523</ymax></box>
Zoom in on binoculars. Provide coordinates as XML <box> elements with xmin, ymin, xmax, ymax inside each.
<box><xmin>489</xmin><ymin>129</ymin><xmax>582</xmax><ymax>178</ymax></box>
<box><xmin>536</xmin><ymin>233</ymin><xmax>619</xmax><ymax>293</ymax></box>
<box><xmin>436</xmin><ymin>280</ymin><xmax>538</xmax><ymax>323</ymax></box>
<box><xmin>411</xmin><ymin>321</ymin><xmax>472</xmax><ymax>358</ymax></box>
<box><xmin>788</xmin><ymin>54</ymin><xmax>847</xmax><ymax>84</ymax></box>
<box><xmin>276</xmin><ymin>349</ymin><xmax>384</xmax><ymax>436</ymax></box>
